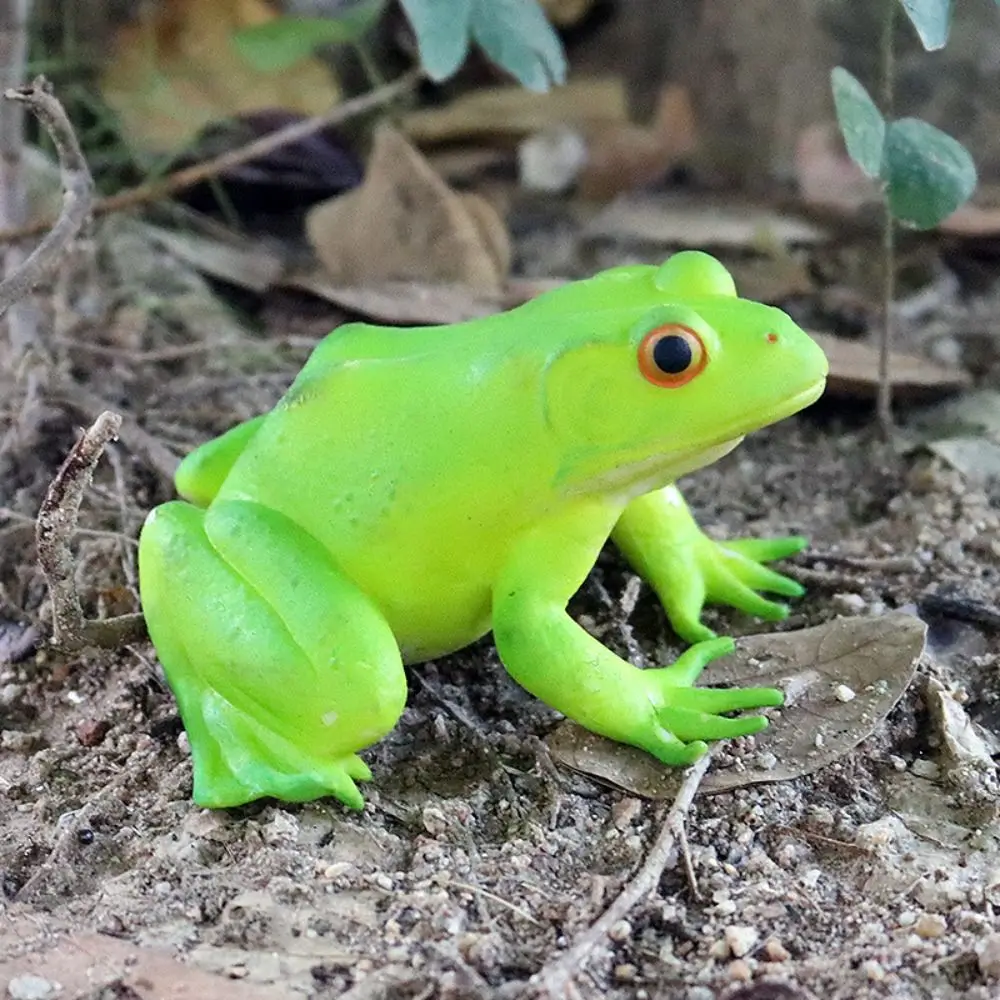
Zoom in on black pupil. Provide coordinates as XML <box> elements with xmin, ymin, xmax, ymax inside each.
<box><xmin>652</xmin><ymin>334</ymin><xmax>693</xmax><ymax>374</ymax></box>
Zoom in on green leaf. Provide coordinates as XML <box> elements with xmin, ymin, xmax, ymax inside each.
<box><xmin>470</xmin><ymin>0</ymin><xmax>567</xmax><ymax>91</ymax></box>
<box><xmin>400</xmin><ymin>0</ymin><xmax>566</xmax><ymax>90</ymax></box>
<box><xmin>233</xmin><ymin>1</ymin><xmax>386</xmax><ymax>72</ymax></box>
<box><xmin>882</xmin><ymin>118</ymin><xmax>976</xmax><ymax>229</ymax></box>
<box><xmin>898</xmin><ymin>0</ymin><xmax>954</xmax><ymax>51</ymax></box>
<box><xmin>399</xmin><ymin>0</ymin><xmax>474</xmax><ymax>81</ymax></box>
<box><xmin>830</xmin><ymin>67</ymin><xmax>886</xmax><ymax>178</ymax></box>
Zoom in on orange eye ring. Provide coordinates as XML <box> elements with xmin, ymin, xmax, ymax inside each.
<box><xmin>637</xmin><ymin>324</ymin><xmax>707</xmax><ymax>388</ymax></box>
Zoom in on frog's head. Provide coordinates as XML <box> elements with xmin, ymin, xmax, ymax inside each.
<box><xmin>541</xmin><ymin>251</ymin><xmax>829</xmax><ymax>497</ymax></box>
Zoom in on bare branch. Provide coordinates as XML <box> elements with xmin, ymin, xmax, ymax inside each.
<box><xmin>529</xmin><ymin>752</ymin><xmax>715</xmax><ymax>997</ymax></box>
<box><xmin>35</xmin><ymin>410</ymin><xmax>147</xmax><ymax>653</ymax></box>
<box><xmin>0</xmin><ymin>70</ymin><xmax>419</xmax><ymax>244</ymax></box>
<box><xmin>0</xmin><ymin>75</ymin><xmax>93</xmax><ymax>320</ymax></box>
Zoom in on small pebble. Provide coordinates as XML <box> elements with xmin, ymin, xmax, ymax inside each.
<box><xmin>911</xmin><ymin>759</ymin><xmax>940</xmax><ymax>779</ymax></box>
<box><xmin>724</xmin><ymin>925</ymin><xmax>759</xmax><ymax>958</ymax></box>
<box><xmin>862</xmin><ymin>959</ymin><xmax>886</xmax><ymax>982</ymax></box>
<box><xmin>611</xmin><ymin>797</ymin><xmax>642</xmax><ymax>830</ymax></box>
<box><xmin>833</xmin><ymin>683</ymin><xmax>856</xmax><ymax>703</ymax></box>
<box><xmin>728</xmin><ymin>958</ymin><xmax>753</xmax><ymax>982</ymax></box>
<box><xmin>608</xmin><ymin>919</ymin><xmax>632</xmax><ymax>943</ymax></box>
<box><xmin>763</xmin><ymin>937</ymin><xmax>790</xmax><ymax>962</ymax></box>
<box><xmin>7</xmin><ymin>974</ymin><xmax>61</xmax><ymax>1000</ymax></box>
<box><xmin>373</xmin><ymin>872</ymin><xmax>394</xmax><ymax>891</ymax></box>
<box><xmin>832</xmin><ymin>592</ymin><xmax>866</xmax><ymax>613</ymax></box>
<box><xmin>978</xmin><ymin>932</ymin><xmax>1000</xmax><ymax>978</ymax></box>
<box><xmin>76</xmin><ymin>719</ymin><xmax>110</xmax><ymax>747</ymax></box>
<box><xmin>914</xmin><ymin>913</ymin><xmax>947</xmax><ymax>939</ymax></box>
<box><xmin>613</xmin><ymin>963</ymin><xmax>637</xmax><ymax>982</ymax></box>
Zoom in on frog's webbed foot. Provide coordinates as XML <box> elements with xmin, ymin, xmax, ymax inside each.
<box><xmin>139</xmin><ymin>500</ymin><xmax>406</xmax><ymax>810</ymax></box>
<box><xmin>613</xmin><ymin>485</ymin><xmax>807</xmax><ymax>644</ymax></box>
<box><xmin>631</xmin><ymin>637</ymin><xmax>783</xmax><ymax>765</ymax></box>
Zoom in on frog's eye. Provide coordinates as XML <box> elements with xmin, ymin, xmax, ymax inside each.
<box><xmin>637</xmin><ymin>324</ymin><xmax>707</xmax><ymax>388</ymax></box>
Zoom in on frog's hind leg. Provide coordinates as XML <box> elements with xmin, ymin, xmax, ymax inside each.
<box><xmin>138</xmin><ymin>499</ymin><xmax>406</xmax><ymax>810</ymax></box>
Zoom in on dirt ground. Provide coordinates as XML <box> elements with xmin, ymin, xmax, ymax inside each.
<box><xmin>1</xmin><ymin>208</ymin><xmax>1000</xmax><ymax>1000</ymax></box>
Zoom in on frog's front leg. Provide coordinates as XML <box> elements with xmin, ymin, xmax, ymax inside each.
<box><xmin>138</xmin><ymin>499</ymin><xmax>406</xmax><ymax>810</ymax></box>
<box><xmin>611</xmin><ymin>485</ymin><xmax>807</xmax><ymax>644</ymax></box>
<box><xmin>492</xmin><ymin>502</ymin><xmax>783</xmax><ymax>766</ymax></box>
<box><xmin>174</xmin><ymin>414</ymin><xmax>267</xmax><ymax>507</ymax></box>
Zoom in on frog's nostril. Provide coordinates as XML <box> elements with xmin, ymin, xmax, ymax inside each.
<box><xmin>766</xmin><ymin>332</ymin><xmax>779</xmax><ymax>344</ymax></box>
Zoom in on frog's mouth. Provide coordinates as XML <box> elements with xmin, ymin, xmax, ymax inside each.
<box><xmin>566</xmin><ymin>377</ymin><xmax>827</xmax><ymax>499</ymax></box>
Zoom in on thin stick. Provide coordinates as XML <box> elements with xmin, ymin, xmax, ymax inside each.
<box><xmin>35</xmin><ymin>410</ymin><xmax>147</xmax><ymax>652</ymax></box>
<box><xmin>0</xmin><ymin>70</ymin><xmax>420</xmax><ymax>244</ymax></box>
<box><xmin>0</xmin><ymin>75</ymin><xmax>93</xmax><ymax>318</ymax></box>
<box><xmin>876</xmin><ymin>0</ymin><xmax>897</xmax><ymax>436</ymax></box>
<box><xmin>530</xmin><ymin>752</ymin><xmax>714</xmax><ymax>997</ymax></box>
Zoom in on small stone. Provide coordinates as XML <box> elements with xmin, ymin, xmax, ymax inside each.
<box><xmin>7</xmin><ymin>974</ymin><xmax>61</xmax><ymax>999</ymax></box>
<box><xmin>714</xmin><ymin>899</ymin><xmax>737</xmax><ymax>917</ymax></box>
<box><xmin>724</xmin><ymin>925</ymin><xmax>759</xmax><ymax>958</ymax></box>
<box><xmin>0</xmin><ymin>683</ymin><xmax>23</xmax><ymax>706</ymax></box>
<box><xmin>911</xmin><ymin>759</ymin><xmax>940</xmax><ymax>779</ymax></box>
<box><xmin>373</xmin><ymin>872</ymin><xmax>394</xmax><ymax>891</ymax></box>
<box><xmin>422</xmin><ymin>805</ymin><xmax>448</xmax><ymax>836</ymax></box>
<box><xmin>914</xmin><ymin>913</ymin><xmax>947</xmax><ymax>939</ymax></box>
<box><xmin>977</xmin><ymin>932</ymin><xmax>1000</xmax><ymax>978</ymax></box>
<box><xmin>898</xmin><ymin>910</ymin><xmax>917</xmax><ymax>927</ymax></box>
<box><xmin>608</xmin><ymin>919</ymin><xmax>632</xmax><ymax>943</ymax></box>
<box><xmin>833</xmin><ymin>683</ymin><xmax>856</xmax><ymax>703</ymax></box>
<box><xmin>324</xmin><ymin>862</ymin><xmax>354</xmax><ymax>879</ymax></box>
<box><xmin>611</xmin><ymin>797</ymin><xmax>642</xmax><ymax>830</ymax></box>
<box><xmin>709</xmin><ymin>939</ymin><xmax>730</xmax><ymax>960</ymax></box>
<box><xmin>687</xmin><ymin>988</ymin><xmax>715</xmax><ymax>1000</ymax></box>
<box><xmin>262</xmin><ymin>810</ymin><xmax>299</xmax><ymax>845</ymax></box>
<box><xmin>832</xmin><ymin>592</ymin><xmax>866</xmax><ymax>613</ymax></box>
<box><xmin>763</xmin><ymin>937</ymin><xmax>790</xmax><ymax>962</ymax></box>
<box><xmin>76</xmin><ymin>719</ymin><xmax>110</xmax><ymax>747</ymax></box>
<box><xmin>613</xmin><ymin>963</ymin><xmax>637</xmax><ymax>982</ymax></box>
<box><xmin>728</xmin><ymin>958</ymin><xmax>753</xmax><ymax>982</ymax></box>
<box><xmin>862</xmin><ymin>960</ymin><xmax>886</xmax><ymax>982</ymax></box>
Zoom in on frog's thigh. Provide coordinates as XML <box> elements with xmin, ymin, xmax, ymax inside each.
<box><xmin>139</xmin><ymin>500</ymin><xmax>406</xmax><ymax>809</ymax></box>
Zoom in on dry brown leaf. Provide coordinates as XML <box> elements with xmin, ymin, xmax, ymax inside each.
<box><xmin>402</xmin><ymin>77</ymin><xmax>629</xmax><ymax>145</ymax></box>
<box><xmin>548</xmin><ymin>612</ymin><xmax>927</xmax><ymax>799</ymax></box>
<box><xmin>0</xmin><ymin>925</ymin><xmax>288</xmax><ymax>999</ymax></box>
<box><xmin>100</xmin><ymin>0</ymin><xmax>340</xmax><ymax>156</ymax></box>
<box><xmin>813</xmin><ymin>332</ymin><xmax>971</xmax><ymax>401</ymax></box>
<box><xmin>584</xmin><ymin>196</ymin><xmax>828</xmax><ymax>249</ymax></box>
<box><xmin>305</xmin><ymin>126</ymin><xmax>510</xmax><ymax>291</ymax></box>
<box><xmin>578</xmin><ymin>84</ymin><xmax>698</xmax><ymax>201</ymax></box>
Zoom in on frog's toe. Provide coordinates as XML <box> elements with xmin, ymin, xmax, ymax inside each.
<box><xmin>658</xmin><ymin>704</ymin><xmax>771</xmax><ymax>743</ymax></box>
<box><xmin>721</xmin><ymin>534</ymin><xmax>809</xmax><ymax>564</ymax></box>
<box><xmin>639</xmin><ymin>727</ymin><xmax>709</xmax><ymax>767</ymax></box>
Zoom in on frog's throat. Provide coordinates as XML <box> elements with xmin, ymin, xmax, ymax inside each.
<box><xmin>563</xmin><ymin>378</ymin><xmax>826</xmax><ymax>500</ymax></box>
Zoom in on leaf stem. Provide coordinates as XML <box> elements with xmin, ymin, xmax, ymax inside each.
<box><xmin>877</xmin><ymin>0</ymin><xmax>898</xmax><ymax>436</ymax></box>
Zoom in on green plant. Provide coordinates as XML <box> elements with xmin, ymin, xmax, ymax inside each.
<box><xmin>831</xmin><ymin>0</ymin><xmax>979</xmax><ymax>432</ymax></box>
<box><xmin>234</xmin><ymin>0</ymin><xmax>566</xmax><ymax>92</ymax></box>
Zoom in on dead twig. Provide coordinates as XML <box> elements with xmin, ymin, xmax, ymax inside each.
<box><xmin>0</xmin><ymin>70</ymin><xmax>420</xmax><ymax>244</ymax></box>
<box><xmin>529</xmin><ymin>752</ymin><xmax>714</xmax><ymax>997</ymax></box>
<box><xmin>35</xmin><ymin>410</ymin><xmax>146</xmax><ymax>652</ymax></box>
<box><xmin>0</xmin><ymin>75</ymin><xmax>93</xmax><ymax>320</ymax></box>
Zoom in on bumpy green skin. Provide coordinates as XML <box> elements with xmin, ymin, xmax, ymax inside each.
<box><xmin>138</xmin><ymin>251</ymin><xmax>829</xmax><ymax>810</ymax></box>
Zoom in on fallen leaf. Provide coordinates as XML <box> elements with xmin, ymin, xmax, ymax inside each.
<box><xmin>100</xmin><ymin>0</ymin><xmax>341</xmax><ymax>156</ymax></box>
<box><xmin>902</xmin><ymin>388</ymin><xmax>1000</xmax><ymax>482</ymax></box>
<box><xmin>0</xmin><ymin>924</ymin><xmax>288</xmax><ymax>999</ymax></box>
<box><xmin>584</xmin><ymin>196</ymin><xmax>828</xmax><ymax>249</ymax></box>
<box><xmin>548</xmin><ymin>612</ymin><xmax>926</xmax><ymax>798</ymax></box>
<box><xmin>305</xmin><ymin>125</ymin><xmax>511</xmax><ymax>291</ymax></box>
<box><xmin>402</xmin><ymin>77</ymin><xmax>629</xmax><ymax>145</ymax></box>
<box><xmin>813</xmin><ymin>332</ymin><xmax>970</xmax><ymax>401</ymax></box>
<box><xmin>140</xmin><ymin>222</ymin><xmax>285</xmax><ymax>293</ymax></box>
<box><xmin>578</xmin><ymin>84</ymin><xmax>698</xmax><ymax>201</ymax></box>
<box><xmin>283</xmin><ymin>273</ymin><xmax>505</xmax><ymax>324</ymax></box>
